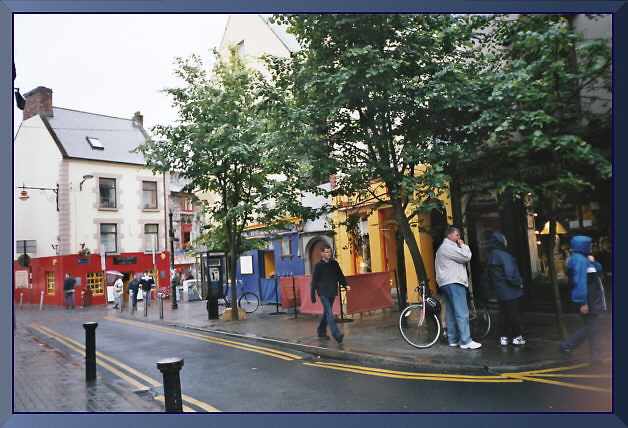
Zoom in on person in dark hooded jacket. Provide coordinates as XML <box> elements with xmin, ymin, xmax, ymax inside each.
<box><xmin>487</xmin><ymin>232</ymin><xmax>525</xmax><ymax>346</ymax></box>
<box><xmin>559</xmin><ymin>235</ymin><xmax>607</xmax><ymax>363</ymax></box>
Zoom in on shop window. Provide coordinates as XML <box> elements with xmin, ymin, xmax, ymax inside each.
<box><xmin>100</xmin><ymin>223</ymin><xmax>117</xmax><ymax>253</ymax></box>
<box><xmin>46</xmin><ymin>271</ymin><xmax>55</xmax><ymax>294</ymax></box>
<box><xmin>99</xmin><ymin>178</ymin><xmax>116</xmax><ymax>208</ymax></box>
<box><xmin>145</xmin><ymin>224</ymin><xmax>159</xmax><ymax>252</ymax></box>
<box><xmin>86</xmin><ymin>272</ymin><xmax>104</xmax><ymax>295</ymax></box>
<box><xmin>142</xmin><ymin>181</ymin><xmax>158</xmax><ymax>209</ymax></box>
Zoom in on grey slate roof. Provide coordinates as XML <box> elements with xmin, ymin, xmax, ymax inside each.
<box><xmin>45</xmin><ymin>107</ymin><xmax>148</xmax><ymax>165</ymax></box>
<box><xmin>260</xmin><ymin>14</ymin><xmax>301</xmax><ymax>53</ymax></box>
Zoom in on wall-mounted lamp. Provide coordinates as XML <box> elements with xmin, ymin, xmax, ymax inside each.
<box><xmin>17</xmin><ymin>183</ymin><xmax>59</xmax><ymax>211</ymax></box>
<box><xmin>540</xmin><ymin>220</ymin><xmax>567</xmax><ymax>235</ymax></box>
<box><xmin>79</xmin><ymin>174</ymin><xmax>94</xmax><ymax>191</ymax></box>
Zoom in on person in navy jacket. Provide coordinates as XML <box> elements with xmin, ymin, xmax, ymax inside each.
<box><xmin>560</xmin><ymin>235</ymin><xmax>607</xmax><ymax>363</ymax></box>
<box><xmin>487</xmin><ymin>232</ymin><xmax>525</xmax><ymax>346</ymax></box>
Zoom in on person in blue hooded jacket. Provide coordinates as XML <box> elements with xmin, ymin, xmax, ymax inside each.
<box><xmin>487</xmin><ymin>232</ymin><xmax>525</xmax><ymax>346</ymax></box>
<box><xmin>559</xmin><ymin>235</ymin><xmax>607</xmax><ymax>363</ymax></box>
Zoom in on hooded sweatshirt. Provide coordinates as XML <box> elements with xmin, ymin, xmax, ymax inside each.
<box><xmin>486</xmin><ymin>232</ymin><xmax>524</xmax><ymax>301</ymax></box>
<box><xmin>567</xmin><ymin>235</ymin><xmax>605</xmax><ymax>312</ymax></box>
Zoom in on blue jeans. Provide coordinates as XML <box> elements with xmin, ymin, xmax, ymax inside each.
<box><xmin>440</xmin><ymin>283</ymin><xmax>472</xmax><ymax>346</ymax></box>
<box><xmin>562</xmin><ymin>313</ymin><xmax>603</xmax><ymax>361</ymax></box>
<box><xmin>317</xmin><ymin>295</ymin><xmax>340</xmax><ymax>338</ymax></box>
<box><xmin>64</xmin><ymin>291</ymin><xmax>75</xmax><ymax>309</ymax></box>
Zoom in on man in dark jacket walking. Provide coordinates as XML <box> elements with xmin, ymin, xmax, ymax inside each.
<box><xmin>310</xmin><ymin>244</ymin><xmax>350</xmax><ymax>343</ymax></box>
<box><xmin>140</xmin><ymin>270</ymin><xmax>155</xmax><ymax>307</ymax></box>
<box><xmin>560</xmin><ymin>235</ymin><xmax>607</xmax><ymax>364</ymax></box>
<box><xmin>63</xmin><ymin>273</ymin><xmax>76</xmax><ymax>309</ymax></box>
<box><xmin>128</xmin><ymin>274</ymin><xmax>141</xmax><ymax>310</ymax></box>
<box><xmin>487</xmin><ymin>232</ymin><xmax>525</xmax><ymax>346</ymax></box>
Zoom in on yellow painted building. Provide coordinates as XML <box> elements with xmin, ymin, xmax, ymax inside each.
<box><xmin>331</xmin><ymin>181</ymin><xmax>452</xmax><ymax>303</ymax></box>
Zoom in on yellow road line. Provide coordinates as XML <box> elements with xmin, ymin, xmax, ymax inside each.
<box><xmin>303</xmin><ymin>362</ymin><xmax>520</xmax><ymax>383</ymax></box>
<box><xmin>521</xmin><ymin>373</ymin><xmax>611</xmax><ymax>379</ymax></box>
<box><xmin>105</xmin><ymin>316</ymin><xmax>302</xmax><ymax>361</ymax></box>
<box><xmin>154</xmin><ymin>396</ymin><xmax>196</xmax><ymax>412</ymax></box>
<box><xmin>504</xmin><ymin>373</ymin><xmax>611</xmax><ymax>393</ymax></box>
<box><xmin>36</xmin><ymin>325</ymin><xmax>161</xmax><ymax>387</ymax></box>
<box><xmin>29</xmin><ymin>324</ymin><xmax>222</xmax><ymax>412</ymax></box>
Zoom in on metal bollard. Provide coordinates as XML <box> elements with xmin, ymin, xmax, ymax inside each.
<box><xmin>144</xmin><ymin>293</ymin><xmax>149</xmax><ymax>317</ymax></box>
<box><xmin>39</xmin><ymin>291</ymin><xmax>45</xmax><ymax>311</ymax></box>
<box><xmin>159</xmin><ymin>293</ymin><xmax>164</xmax><ymax>319</ymax></box>
<box><xmin>156</xmin><ymin>357</ymin><xmax>184</xmax><ymax>412</ymax></box>
<box><xmin>130</xmin><ymin>291</ymin><xmax>135</xmax><ymax>315</ymax></box>
<box><xmin>83</xmin><ymin>322</ymin><xmax>98</xmax><ymax>382</ymax></box>
<box><xmin>20</xmin><ymin>293</ymin><xmax>23</xmax><ymax>308</ymax></box>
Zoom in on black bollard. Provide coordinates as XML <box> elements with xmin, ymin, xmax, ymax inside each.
<box><xmin>157</xmin><ymin>357</ymin><xmax>184</xmax><ymax>412</ymax></box>
<box><xmin>83</xmin><ymin>322</ymin><xmax>98</xmax><ymax>382</ymax></box>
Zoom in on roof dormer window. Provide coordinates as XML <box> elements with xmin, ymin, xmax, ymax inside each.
<box><xmin>86</xmin><ymin>136</ymin><xmax>103</xmax><ymax>150</ymax></box>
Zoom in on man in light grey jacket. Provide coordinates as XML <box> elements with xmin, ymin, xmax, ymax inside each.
<box><xmin>435</xmin><ymin>227</ymin><xmax>482</xmax><ymax>349</ymax></box>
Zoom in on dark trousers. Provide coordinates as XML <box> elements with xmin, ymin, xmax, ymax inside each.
<box><xmin>498</xmin><ymin>298</ymin><xmax>522</xmax><ymax>338</ymax></box>
<box><xmin>562</xmin><ymin>313</ymin><xmax>603</xmax><ymax>361</ymax></box>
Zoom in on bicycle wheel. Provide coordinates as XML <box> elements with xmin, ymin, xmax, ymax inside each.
<box><xmin>469</xmin><ymin>299</ymin><xmax>491</xmax><ymax>340</ymax></box>
<box><xmin>238</xmin><ymin>292</ymin><xmax>260</xmax><ymax>313</ymax></box>
<box><xmin>399</xmin><ymin>303</ymin><xmax>441</xmax><ymax>348</ymax></box>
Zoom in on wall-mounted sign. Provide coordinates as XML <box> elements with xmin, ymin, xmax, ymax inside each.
<box><xmin>15</xmin><ymin>270</ymin><xmax>29</xmax><ymax>288</ymax></box>
<box><xmin>240</xmin><ymin>255</ymin><xmax>253</xmax><ymax>275</ymax></box>
<box><xmin>113</xmin><ymin>256</ymin><xmax>137</xmax><ymax>265</ymax></box>
<box><xmin>77</xmin><ymin>258</ymin><xmax>91</xmax><ymax>264</ymax></box>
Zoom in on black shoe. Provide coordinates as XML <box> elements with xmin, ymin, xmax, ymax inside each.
<box><xmin>318</xmin><ymin>334</ymin><xmax>330</xmax><ymax>340</ymax></box>
<box><xmin>334</xmin><ymin>333</ymin><xmax>344</xmax><ymax>343</ymax></box>
<box><xmin>559</xmin><ymin>345</ymin><xmax>572</xmax><ymax>362</ymax></box>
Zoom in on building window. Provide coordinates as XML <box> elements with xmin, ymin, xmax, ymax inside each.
<box><xmin>100</xmin><ymin>223</ymin><xmax>117</xmax><ymax>253</ymax></box>
<box><xmin>181</xmin><ymin>223</ymin><xmax>192</xmax><ymax>248</ymax></box>
<box><xmin>142</xmin><ymin>181</ymin><xmax>158</xmax><ymax>209</ymax></box>
<box><xmin>145</xmin><ymin>224</ymin><xmax>159</xmax><ymax>252</ymax></box>
<box><xmin>86</xmin><ymin>272</ymin><xmax>104</xmax><ymax>295</ymax></box>
<box><xmin>280</xmin><ymin>239</ymin><xmax>292</xmax><ymax>258</ymax></box>
<box><xmin>86</xmin><ymin>136</ymin><xmax>104</xmax><ymax>150</ymax></box>
<box><xmin>181</xmin><ymin>196</ymin><xmax>193</xmax><ymax>212</ymax></box>
<box><xmin>46</xmin><ymin>271</ymin><xmax>55</xmax><ymax>294</ymax></box>
<box><xmin>99</xmin><ymin>178</ymin><xmax>116</xmax><ymax>208</ymax></box>
<box><xmin>236</xmin><ymin>40</ymin><xmax>245</xmax><ymax>58</ymax></box>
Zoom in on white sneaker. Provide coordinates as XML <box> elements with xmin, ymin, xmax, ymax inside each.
<box><xmin>499</xmin><ymin>337</ymin><xmax>509</xmax><ymax>346</ymax></box>
<box><xmin>449</xmin><ymin>342</ymin><xmax>459</xmax><ymax>347</ymax></box>
<box><xmin>512</xmin><ymin>336</ymin><xmax>526</xmax><ymax>345</ymax></box>
<box><xmin>460</xmin><ymin>340</ymin><xmax>482</xmax><ymax>349</ymax></box>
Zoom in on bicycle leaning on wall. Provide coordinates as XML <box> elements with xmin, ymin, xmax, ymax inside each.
<box><xmin>222</xmin><ymin>280</ymin><xmax>260</xmax><ymax>314</ymax></box>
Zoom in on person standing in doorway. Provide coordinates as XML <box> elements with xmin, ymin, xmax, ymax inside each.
<box><xmin>435</xmin><ymin>227</ymin><xmax>481</xmax><ymax>349</ymax></box>
<box><xmin>560</xmin><ymin>235</ymin><xmax>607</xmax><ymax>364</ymax></box>
<box><xmin>310</xmin><ymin>244</ymin><xmax>350</xmax><ymax>343</ymax></box>
<box><xmin>113</xmin><ymin>275</ymin><xmax>124</xmax><ymax>309</ymax></box>
<box><xmin>487</xmin><ymin>232</ymin><xmax>525</xmax><ymax>346</ymax></box>
<box><xmin>63</xmin><ymin>273</ymin><xmax>76</xmax><ymax>309</ymax></box>
<box><xmin>128</xmin><ymin>274</ymin><xmax>140</xmax><ymax>310</ymax></box>
<box><xmin>140</xmin><ymin>270</ymin><xmax>155</xmax><ymax>306</ymax></box>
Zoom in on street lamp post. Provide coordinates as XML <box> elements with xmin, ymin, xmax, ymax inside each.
<box><xmin>169</xmin><ymin>211</ymin><xmax>178</xmax><ymax>309</ymax></box>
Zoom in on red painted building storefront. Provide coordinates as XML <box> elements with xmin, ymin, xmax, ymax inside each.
<box><xmin>13</xmin><ymin>251</ymin><xmax>171</xmax><ymax>307</ymax></box>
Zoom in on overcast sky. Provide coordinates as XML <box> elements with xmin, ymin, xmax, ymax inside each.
<box><xmin>13</xmin><ymin>14</ymin><xmax>230</xmax><ymax>135</ymax></box>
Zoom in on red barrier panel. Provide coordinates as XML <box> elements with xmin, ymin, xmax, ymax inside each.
<box><xmin>345</xmin><ymin>271</ymin><xmax>394</xmax><ymax>314</ymax></box>
<box><xmin>280</xmin><ymin>276</ymin><xmax>302</xmax><ymax>308</ymax></box>
<box><xmin>297</xmin><ymin>276</ymin><xmax>340</xmax><ymax>315</ymax></box>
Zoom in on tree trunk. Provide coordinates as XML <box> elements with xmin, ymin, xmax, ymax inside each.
<box><xmin>391</xmin><ymin>199</ymin><xmax>429</xmax><ymax>288</ymax></box>
<box><xmin>395</xmin><ymin>229</ymin><xmax>408</xmax><ymax>309</ymax></box>
<box><xmin>545</xmin><ymin>218</ymin><xmax>567</xmax><ymax>340</ymax></box>
<box><xmin>229</xmin><ymin>248</ymin><xmax>239</xmax><ymax>321</ymax></box>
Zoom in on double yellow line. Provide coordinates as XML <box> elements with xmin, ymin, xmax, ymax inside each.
<box><xmin>29</xmin><ymin>324</ymin><xmax>220</xmax><ymax>412</ymax></box>
<box><xmin>105</xmin><ymin>316</ymin><xmax>303</xmax><ymax>361</ymax></box>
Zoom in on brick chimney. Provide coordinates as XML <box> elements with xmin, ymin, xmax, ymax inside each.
<box><xmin>23</xmin><ymin>86</ymin><xmax>53</xmax><ymax>121</ymax></box>
<box><xmin>132</xmin><ymin>111</ymin><xmax>143</xmax><ymax>127</ymax></box>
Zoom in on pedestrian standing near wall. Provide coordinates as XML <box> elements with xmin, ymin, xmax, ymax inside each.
<box><xmin>560</xmin><ymin>235</ymin><xmax>607</xmax><ymax>364</ymax></box>
<box><xmin>128</xmin><ymin>274</ymin><xmax>140</xmax><ymax>310</ymax></box>
<box><xmin>310</xmin><ymin>244</ymin><xmax>350</xmax><ymax>343</ymax></box>
<box><xmin>113</xmin><ymin>276</ymin><xmax>124</xmax><ymax>309</ymax></box>
<box><xmin>63</xmin><ymin>273</ymin><xmax>76</xmax><ymax>309</ymax></box>
<box><xmin>486</xmin><ymin>232</ymin><xmax>526</xmax><ymax>346</ymax></box>
<box><xmin>435</xmin><ymin>227</ymin><xmax>481</xmax><ymax>349</ymax></box>
<box><xmin>140</xmin><ymin>270</ymin><xmax>155</xmax><ymax>306</ymax></box>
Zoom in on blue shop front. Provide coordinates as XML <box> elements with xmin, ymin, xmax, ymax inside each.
<box><xmin>236</xmin><ymin>221</ymin><xmax>305</xmax><ymax>304</ymax></box>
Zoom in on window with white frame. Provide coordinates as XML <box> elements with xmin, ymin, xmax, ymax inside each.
<box><xmin>99</xmin><ymin>178</ymin><xmax>116</xmax><ymax>208</ymax></box>
<box><xmin>145</xmin><ymin>224</ymin><xmax>159</xmax><ymax>252</ymax></box>
<box><xmin>142</xmin><ymin>181</ymin><xmax>158</xmax><ymax>209</ymax></box>
<box><xmin>100</xmin><ymin>223</ymin><xmax>117</xmax><ymax>253</ymax></box>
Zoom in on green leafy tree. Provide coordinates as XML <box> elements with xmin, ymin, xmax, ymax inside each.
<box><xmin>137</xmin><ymin>48</ymin><xmax>311</xmax><ymax>319</ymax></box>
<box><xmin>475</xmin><ymin>14</ymin><xmax>611</xmax><ymax>337</ymax></box>
<box><xmin>269</xmin><ymin>14</ymin><xmax>495</xmax><ymax>303</ymax></box>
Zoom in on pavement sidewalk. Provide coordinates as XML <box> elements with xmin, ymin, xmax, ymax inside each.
<box><xmin>112</xmin><ymin>297</ymin><xmax>613</xmax><ymax>374</ymax></box>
